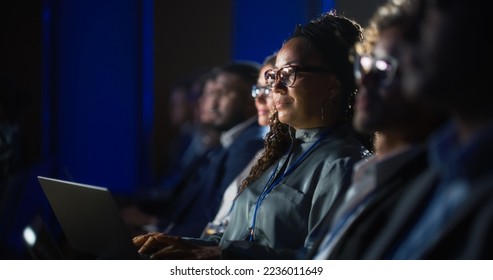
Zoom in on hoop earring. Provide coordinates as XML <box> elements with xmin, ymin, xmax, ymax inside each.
<box><xmin>321</xmin><ymin>105</ymin><xmax>325</xmax><ymax>121</ymax></box>
<box><xmin>321</xmin><ymin>99</ymin><xmax>330</xmax><ymax>122</ymax></box>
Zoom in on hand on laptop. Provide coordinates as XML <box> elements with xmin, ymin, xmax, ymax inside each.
<box><xmin>133</xmin><ymin>232</ymin><xmax>220</xmax><ymax>259</ymax></box>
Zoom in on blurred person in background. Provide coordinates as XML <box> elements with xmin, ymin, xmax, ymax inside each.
<box><xmin>304</xmin><ymin>0</ymin><xmax>448</xmax><ymax>259</ymax></box>
<box><xmin>123</xmin><ymin>62</ymin><xmax>266</xmax><ymax>238</ymax></box>
<box><xmin>202</xmin><ymin>52</ymin><xmax>276</xmax><ymax>238</ymax></box>
<box><xmin>361</xmin><ymin>0</ymin><xmax>493</xmax><ymax>259</ymax></box>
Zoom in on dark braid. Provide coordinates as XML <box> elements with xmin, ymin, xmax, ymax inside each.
<box><xmin>292</xmin><ymin>11</ymin><xmax>374</xmax><ymax>151</ymax></box>
<box><xmin>238</xmin><ymin>111</ymin><xmax>290</xmax><ymax>194</ymax></box>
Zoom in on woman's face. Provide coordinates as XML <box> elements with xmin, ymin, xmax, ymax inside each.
<box><xmin>272</xmin><ymin>37</ymin><xmax>334</xmax><ymax>129</ymax></box>
<box><xmin>255</xmin><ymin>64</ymin><xmax>275</xmax><ymax>126</ymax></box>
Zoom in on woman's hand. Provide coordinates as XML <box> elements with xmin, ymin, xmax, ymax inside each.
<box><xmin>151</xmin><ymin>242</ymin><xmax>221</xmax><ymax>260</ymax></box>
<box><xmin>132</xmin><ymin>231</ymin><xmax>162</xmax><ymax>248</ymax></box>
<box><xmin>132</xmin><ymin>232</ymin><xmax>221</xmax><ymax>259</ymax></box>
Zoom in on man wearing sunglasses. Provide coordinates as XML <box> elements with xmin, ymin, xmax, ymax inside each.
<box><xmin>307</xmin><ymin>0</ymin><xmax>448</xmax><ymax>259</ymax></box>
<box><xmin>363</xmin><ymin>0</ymin><xmax>493</xmax><ymax>260</ymax></box>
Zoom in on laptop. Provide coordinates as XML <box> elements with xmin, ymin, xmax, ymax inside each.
<box><xmin>37</xmin><ymin>176</ymin><xmax>146</xmax><ymax>259</ymax></box>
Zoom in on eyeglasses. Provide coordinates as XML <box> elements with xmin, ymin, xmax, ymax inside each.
<box><xmin>354</xmin><ymin>54</ymin><xmax>398</xmax><ymax>87</ymax></box>
<box><xmin>251</xmin><ymin>85</ymin><xmax>271</xmax><ymax>98</ymax></box>
<box><xmin>264</xmin><ymin>65</ymin><xmax>331</xmax><ymax>88</ymax></box>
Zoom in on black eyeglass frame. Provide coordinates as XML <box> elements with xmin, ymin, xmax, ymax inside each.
<box><xmin>264</xmin><ymin>65</ymin><xmax>332</xmax><ymax>88</ymax></box>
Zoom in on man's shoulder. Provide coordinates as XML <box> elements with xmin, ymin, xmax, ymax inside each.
<box><xmin>233</xmin><ymin>122</ymin><xmax>265</xmax><ymax>144</ymax></box>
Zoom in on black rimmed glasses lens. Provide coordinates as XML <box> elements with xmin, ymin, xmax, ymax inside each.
<box><xmin>264</xmin><ymin>65</ymin><xmax>331</xmax><ymax>88</ymax></box>
<box><xmin>354</xmin><ymin>54</ymin><xmax>398</xmax><ymax>87</ymax></box>
<box><xmin>251</xmin><ymin>85</ymin><xmax>271</xmax><ymax>98</ymax></box>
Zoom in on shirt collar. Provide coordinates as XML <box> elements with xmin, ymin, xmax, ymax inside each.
<box><xmin>295</xmin><ymin>128</ymin><xmax>323</xmax><ymax>143</ymax></box>
<box><xmin>220</xmin><ymin>116</ymin><xmax>257</xmax><ymax>148</ymax></box>
<box><xmin>293</xmin><ymin>126</ymin><xmax>338</xmax><ymax>143</ymax></box>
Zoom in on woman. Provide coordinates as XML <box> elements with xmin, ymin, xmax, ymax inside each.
<box><xmin>134</xmin><ymin>11</ymin><xmax>371</xmax><ymax>259</ymax></box>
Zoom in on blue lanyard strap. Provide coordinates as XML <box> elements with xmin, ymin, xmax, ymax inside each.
<box><xmin>248</xmin><ymin>128</ymin><xmax>331</xmax><ymax>241</ymax></box>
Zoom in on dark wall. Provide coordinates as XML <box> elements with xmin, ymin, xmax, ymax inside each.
<box><xmin>152</xmin><ymin>1</ymin><xmax>232</xmax><ymax>178</ymax></box>
<box><xmin>52</xmin><ymin>0</ymin><xmax>144</xmax><ymax>192</ymax></box>
<box><xmin>0</xmin><ymin>1</ymin><xmax>42</xmax><ymax>170</ymax></box>
<box><xmin>336</xmin><ymin>0</ymin><xmax>389</xmax><ymax>27</ymax></box>
<box><xmin>1</xmin><ymin>1</ymin><xmax>49</xmax><ymax>259</ymax></box>
<box><xmin>232</xmin><ymin>0</ymin><xmax>322</xmax><ymax>62</ymax></box>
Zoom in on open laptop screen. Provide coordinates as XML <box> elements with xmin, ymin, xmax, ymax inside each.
<box><xmin>37</xmin><ymin>176</ymin><xmax>142</xmax><ymax>259</ymax></box>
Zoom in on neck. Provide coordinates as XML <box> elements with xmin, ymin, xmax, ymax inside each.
<box><xmin>374</xmin><ymin>133</ymin><xmax>411</xmax><ymax>158</ymax></box>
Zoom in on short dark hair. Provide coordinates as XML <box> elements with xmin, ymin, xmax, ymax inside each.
<box><xmin>289</xmin><ymin>10</ymin><xmax>364</xmax><ymax>123</ymax></box>
<box><xmin>359</xmin><ymin>0</ymin><xmax>414</xmax><ymax>54</ymax></box>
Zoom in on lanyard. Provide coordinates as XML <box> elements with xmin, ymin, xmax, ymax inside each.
<box><xmin>248</xmin><ymin>128</ymin><xmax>330</xmax><ymax>241</ymax></box>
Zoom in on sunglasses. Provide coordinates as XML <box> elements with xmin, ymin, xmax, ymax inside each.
<box><xmin>354</xmin><ymin>54</ymin><xmax>399</xmax><ymax>87</ymax></box>
<box><xmin>264</xmin><ymin>65</ymin><xmax>331</xmax><ymax>88</ymax></box>
<box><xmin>251</xmin><ymin>85</ymin><xmax>271</xmax><ymax>98</ymax></box>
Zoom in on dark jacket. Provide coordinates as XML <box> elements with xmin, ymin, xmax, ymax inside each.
<box><xmin>357</xmin><ymin>123</ymin><xmax>493</xmax><ymax>259</ymax></box>
<box><xmin>318</xmin><ymin>146</ymin><xmax>430</xmax><ymax>259</ymax></box>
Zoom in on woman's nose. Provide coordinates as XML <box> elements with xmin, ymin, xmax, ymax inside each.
<box><xmin>271</xmin><ymin>80</ymin><xmax>287</xmax><ymax>95</ymax></box>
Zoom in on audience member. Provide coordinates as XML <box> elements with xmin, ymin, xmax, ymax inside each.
<box><xmin>133</xmin><ymin>10</ymin><xmax>371</xmax><ymax>260</ymax></box>
<box><xmin>303</xmin><ymin>0</ymin><xmax>448</xmax><ymax>259</ymax></box>
<box><xmin>158</xmin><ymin>69</ymin><xmax>222</xmax><ymax>190</ymax></box>
<box><xmin>167</xmin><ymin>80</ymin><xmax>196</xmax><ymax>165</ymax></box>
<box><xmin>361</xmin><ymin>0</ymin><xmax>493</xmax><ymax>259</ymax></box>
<box><xmin>120</xmin><ymin>69</ymin><xmax>222</xmax><ymax>232</ymax></box>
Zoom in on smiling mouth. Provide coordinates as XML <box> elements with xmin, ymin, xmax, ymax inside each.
<box><xmin>275</xmin><ymin>99</ymin><xmax>291</xmax><ymax>109</ymax></box>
